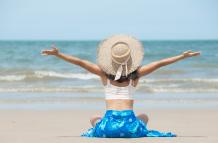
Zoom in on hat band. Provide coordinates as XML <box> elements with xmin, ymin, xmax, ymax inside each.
<box><xmin>112</xmin><ymin>55</ymin><xmax>130</xmax><ymax>80</ymax></box>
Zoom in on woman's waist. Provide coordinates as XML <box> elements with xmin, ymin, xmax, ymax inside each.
<box><xmin>104</xmin><ymin>87</ymin><xmax>135</xmax><ymax>100</ymax></box>
<box><xmin>106</xmin><ymin>99</ymin><xmax>134</xmax><ymax>110</ymax></box>
<box><xmin>105</xmin><ymin>92</ymin><xmax>134</xmax><ymax>100</ymax></box>
<box><xmin>104</xmin><ymin>109</ymin><xmax>135</xmax><ymax>118</ymax></box>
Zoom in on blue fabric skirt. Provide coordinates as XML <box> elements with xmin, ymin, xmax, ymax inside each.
<box><xmin>81</xmin><ymin>110</ymin><xmax>176</xmax><ymax>138</ymax></box>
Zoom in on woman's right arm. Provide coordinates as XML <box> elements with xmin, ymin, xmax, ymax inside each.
<box><xmin>137</xmin><ymin>50</ymin><xmax>201</xmax><ymax>77</ymax></box>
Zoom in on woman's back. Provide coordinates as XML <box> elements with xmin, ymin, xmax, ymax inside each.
<box><xmin>102</xmin><ymin>76</ymin><xmax>139</xmax><ymax>110</ymax></box>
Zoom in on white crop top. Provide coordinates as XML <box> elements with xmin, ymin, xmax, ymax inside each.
<box><xmin>104</xmin><ymin>79</ymin><xmax>136</xmax><ymax>100</ymax></box>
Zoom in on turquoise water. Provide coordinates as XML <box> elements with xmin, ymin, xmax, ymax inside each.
<box><xmin>0</xmin><ymin>40</ymin><xmax>217</xmax><ymax>94</ymax></box>
<box><xmin>0</xmin><ymin>40</ymin><xmax>218</xmax><ymax>109</ymax></box>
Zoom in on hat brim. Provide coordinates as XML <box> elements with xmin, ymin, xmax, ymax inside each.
<box><xmin>97</xmin><ymin>34</ymin><xmax>144</xmax><ymax>76</ymax></box>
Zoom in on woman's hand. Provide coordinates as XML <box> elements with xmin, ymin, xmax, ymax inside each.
<box><xmin>182</xmin><ymin>50</ymin><xmax>201</xmax><ymax>58</ymax></box>
<box><xmin>41</xmin><ymin>45</ymin><xmax>59</xmax><ymax>56</ymax></box>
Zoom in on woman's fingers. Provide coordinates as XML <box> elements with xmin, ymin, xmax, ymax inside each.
<box><xmin>183</xmin><ymin>50</ymin><xmax>201</xmax><ymax>57</ymax></box>
<box><xmin>192</xmin><ymin>51</ymin><xmax>201</xmax><ymax>56</ymax></box>
<box><xmin>41</xmin><ymin>47</ymin><xmax>59</xmax><ymax>56</ymax></box>
<box><xmin>41</xmin><ymin>52</ymin><xmax>47</xmax><ymax>56</ymax></box>
<box><xmin>188</xmin><ymin>52</ymin><xmax>201</xmax><ymax>57</ymax></box>
<box><xmin>42</xmin><ymin>50</ymin><xmax>51</xmax><ymax>53</ymax></box>
<box><xmin>41</xmin><ymin>49</ymin><xmax>52</xmax><ymax>55</ymax></box>
<box><xmin>41</xmin><ymin>50</ymin><xmax>49</xmax><ymax>55</ymax></box>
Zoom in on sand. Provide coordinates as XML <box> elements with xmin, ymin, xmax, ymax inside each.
<box><xmin>0</xmin><ymin>108</ymin><xmax>218</xmax><ymax>143</ymax></box>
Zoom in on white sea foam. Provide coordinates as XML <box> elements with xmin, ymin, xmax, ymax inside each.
<box><xmin>1</xmin><ymin>70</ymin><xmax>218</xmax><ymax>86</ymax></box>
<box><xmin>0</xmin><ymin>87</ymin><xmax>102</xmax><ymax>92</ymax></box>
<box><xmin>0</xmin><ymin>75</ymin><xmax>26</xmax><ymax>81</ymax></box>
<box><xmin>140</xmin><ymin>78</ymin><xmax>218</xmax><ymax>83</ymax></box>
<box><xmin>0</xmin><ymin>71</ymin><xmax>99</xmax><ymax>81</ymax></box>
<box><xmin>34</xmin><ymin>71</ymin><xmax>99</xmax><ymax>80</ymax></box>
<box><xmin>147</xmin><ymin>87</ymin><xmax>218</xmax><ymax>93</ymax></box>
<box><xmin>0</xmin><ymin>86</ymin><xmax>218</xmax><ymax>93</ymax></box>
<box><xmin>1</xmin><ymin>71</ymin><xmax>218</xmax><ymax>94</ymax></box>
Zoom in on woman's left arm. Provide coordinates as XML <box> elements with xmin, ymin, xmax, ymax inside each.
<box><xmin>138</xmin><ymin>50</ymin><xmax>201</xmax><ymax>77</ymax></box>
<box><xmin>41</xmin><ymin>46</ymin><xmax>105</xmax><ymax>77</ymax></box>
<box><xmin>56</xmin><ymin>53</ymin><xmax>104</xmax><ymax>76</ymax></box>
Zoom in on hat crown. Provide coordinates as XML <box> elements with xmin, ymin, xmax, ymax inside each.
<box><xmin>97</xmin><ymin>34</ymin><xmax>144</xmax><ymax>76</ymax></box>
<box><xmin>111</xmin><ymin>42</ymin><xmax>131</xmax><ymax>64</ymax></box>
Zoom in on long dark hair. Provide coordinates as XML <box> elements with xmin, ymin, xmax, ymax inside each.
<box><xmin>105</xmin><ymin>69</ymin><xmax>139</xmax><ymax>83</ymax></box>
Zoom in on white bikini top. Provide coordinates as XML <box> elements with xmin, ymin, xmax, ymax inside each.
<box><xmin>104</xmin><ymin>79</ymin><xmax>136</xmax><ymax>100</ymax></box>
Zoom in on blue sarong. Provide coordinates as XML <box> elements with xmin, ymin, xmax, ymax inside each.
<box><xmin>81</xmin><ymin>110</ymin><xmax>176</xmax><ymax>138</ymax></box>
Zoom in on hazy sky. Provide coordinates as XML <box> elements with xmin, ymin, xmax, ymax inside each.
<box><xmin>0</xmin><ymin>0</ymin><xmax>218</xmax><ymax>40</ymax></box>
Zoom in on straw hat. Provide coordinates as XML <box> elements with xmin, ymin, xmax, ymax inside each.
<box><xmin>97</xmin><ymin>34</ymin><xmax>144</xmax><ymax>80</ymax></box>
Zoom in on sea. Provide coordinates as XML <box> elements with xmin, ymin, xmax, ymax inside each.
<box><xmin>0</xmin><ymin>40</ymin><xmax>218</xmax><ymax>109</ymax></box>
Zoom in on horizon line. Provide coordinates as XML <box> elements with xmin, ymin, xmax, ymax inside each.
<box><xmin>0</xmin><ymin>38</ymin><xmax>218</xmax><ymax>41</ymax></box>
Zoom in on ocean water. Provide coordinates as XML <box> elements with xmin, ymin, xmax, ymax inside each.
<box><xmin>0</xmin><ymin>40</ymin><xmax>218</xmax><ymax>109</ymax></box>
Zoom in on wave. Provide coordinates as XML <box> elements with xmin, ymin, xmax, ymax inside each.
<box><xmin>138</xmin><ymin>78</ymin><xmax>218</xmax><ymax>93</ymax></box>
<box><xmin>34</xmin><ymin>71</ymin><xmax>98</xmax><ymax>80</ymax></box>
<box><xmin>137</xmin><ymin>87</ymin><xmax>218</xmax><ymax>93</ymax></box>
<box><xmin>0</xmin><ymin>70</ymin><xmax>218</xmax><ymax>93</ymax></box>
<box><xmin>0</xmin><ymin>70</ymin><xmax>99</xmax><ymax>81</ymax></box>
<box><xmin>0</xmin><ymin>75</ymin><xmax>26</xmax><ymax>81</ymax></box>
<box><xmin>0</xmin><ymin>87</ymin><xmax>103</xmax><ymax>93</ymax></box>
<box><xmin>1</xmin><ymin>70</ymin><xmax>218</xmax><ymax>84</ymax></box>
<box><xmin>140</xmin><ymin>78</ymin><xmax>218</xmax><ymax>84</ymax></box>
<box><xmin>0</xmin><ymin>86</ymin><xmax>218</xmax><ymax>93</ymax></box>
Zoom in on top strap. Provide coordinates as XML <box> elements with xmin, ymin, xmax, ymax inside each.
<box><xmin>106</xmin><ymin>78</ymin><xmax>110</xmax><ymax>86</ymax></box>
<box><xmin>129</xmin><ymin>79</ymin><xmax>133</xmax><ymax>87</ymax></box>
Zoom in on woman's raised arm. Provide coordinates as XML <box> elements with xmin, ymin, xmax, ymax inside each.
<box><xmin>138</xmin><ymin>50</ymin><xmax>201</xmax><ymax>77</ymax></box>
<box><xmin>41</xmin><ymin>46</ymin><xmax>105</xmax><ymax>77</ymax></box>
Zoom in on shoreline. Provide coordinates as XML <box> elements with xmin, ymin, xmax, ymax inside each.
<box><xmin>0</xmin><ymin>92</ymin><xmax>218</xmax><ymax>110</ymax></box>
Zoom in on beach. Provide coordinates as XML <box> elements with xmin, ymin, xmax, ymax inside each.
<box><xmin>1</xmin><ymin>108</ymin><xmax>218</xmax><ymax>143</ymax></box>
<box><xmin>0</xmin><ymin>40</ymin><xmax>218</xmax><ymax>142</ymax></box>
<box><xmin>0</xmin><ymin>92</ymin><xmax>218</xmax><ymax>143</ymax></box>
<box><xmin>1</xmin><ymin>0</ymin><xmax>218</xmax><ymax>141</ymax></box>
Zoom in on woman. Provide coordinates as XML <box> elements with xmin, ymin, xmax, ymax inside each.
<box><xmin>41</xmin><ymin>35</ymin><xmax>200</xmax><ymax>138</ymax></box>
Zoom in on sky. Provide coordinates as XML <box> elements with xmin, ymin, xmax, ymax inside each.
<box><xmin>0</xmin><ymin>0</ymin><xmax>218</xmax><ymax>40</ymax></box>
